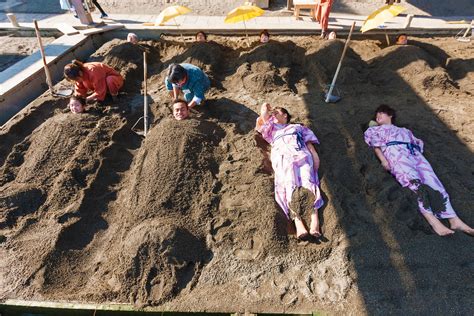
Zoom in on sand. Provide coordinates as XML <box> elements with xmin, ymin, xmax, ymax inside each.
<box><xmin>0</xmin><ymin>35</ymin><xmax>473</xmax><ymax>314</ymax></box>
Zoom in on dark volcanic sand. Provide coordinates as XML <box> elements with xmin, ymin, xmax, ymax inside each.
<box><xmin>0</xmin><ymin>35</ymin><xmax>473</xmax><ymax>314</ymax></box>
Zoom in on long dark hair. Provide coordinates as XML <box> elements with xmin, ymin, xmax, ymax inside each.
<box><xmin>70</xmin><ymin>95</ymin><xmax>85</xmax><ymax>105</ymax></box>
<box><xmin>374</xmin><ymin>104</ymin><xmax>396</xmax><ymax>123</ymax></box>
<box><xmin>64</xmin><ymin>59</ymin><xmax>84</xmax><ymax>80</ymax></box>
<box><xmin>274</xmin><ymin>106</ymin><xmax>291</xmax><ymax>123</ymax></box>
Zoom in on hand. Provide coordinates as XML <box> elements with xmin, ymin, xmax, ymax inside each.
<box><xmin>86</xmin><ymin>95</ymin><xmax>97</xmax><ymax>103</ymax></box>
<box><xmin>381</xmin><ymin>160</ymin><xmax>390</xmax><ymax>171</ymax></box>
<box><xmin>313</xmin><ymin>158</ymin><xmax>320</xmax><ymax>171</ymax></box>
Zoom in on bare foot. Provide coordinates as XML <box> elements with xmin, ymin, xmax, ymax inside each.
<box><xmin>449</xmin><ymin>217</ymin><xmax>474</xmax><ymax>236</ymax></box>
<box><xmin>309</xmin><ymin>212</ymin><xmax>321</xmax><ymax>237</ymax></box>
<box><xmin>295</xmin><ymin>217</ymin><xmax>309</xmax><ymax>240</ymax></box>
<box><xmin>422</xmin><ymin>212</ymin><xmax>455</xmax><ymax>237</ymax></box>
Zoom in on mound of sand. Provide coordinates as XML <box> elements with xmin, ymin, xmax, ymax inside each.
<box><xmin>0</xmin><ymin>36</ymin><xmax>473</xmax><ymax>314</ymax></box>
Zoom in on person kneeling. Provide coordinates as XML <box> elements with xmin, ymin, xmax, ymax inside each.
<box><xmin>165</xmin><ymin>63</ymin><xmax>210</xmax><ymax>109</ymax></box>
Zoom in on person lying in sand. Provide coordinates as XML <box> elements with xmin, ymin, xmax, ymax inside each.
<box><xmin>68</xmin><ymin>95</ymin><xmax>86</xmax><ymax>114</ymax></box>
<box><xmin>127</xmin><ymin>32</ymin><xmax>139</xmax><ymax>44</ymax></box>
<box><xmin>259</xmin><ymin>30</ymin><xmax>270</xmax><ymax>43</ymax></box>
<box><xmin>165</xmin><ymin>63</ymin><xmax>210</xmax><ymax>109</ymax></box>
<box><xmin>64</xmin><ymin>60</ymin><xmax>124</xmax><ymax>103</ymax></box>
<box><xmin>195</xmin><ymin>31</ymin><xmax>207</xmax><ymax>42</ymax></box>
<box><xmin>364</xmin><ymin>104</ymin><xmax>474</xmax><ymax>237</ymax></box>
<box><xmin>257</xmin><ymin>103</ymin><xmax>323</xmax><ymax>240</ymax></box>
<box><xmin>172</xmin><ymin>99</ymin><xmax>190</xmax><ymax>120</ymax></box>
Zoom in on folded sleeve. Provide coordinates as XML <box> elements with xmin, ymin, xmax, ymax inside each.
<box><xmin>89</xmin><ymin>74</ymin><xmax>107</xmax><ymax>101</ymax></box>
<box><xmin>74</xmin><ymin>81</ymin><xmax>88</xmax><ymax>97</ymax></box>
<box><xmin>258</xmin><ymin>117</ymin><xmax>276</xmax><ymax>144</ymax></box>
<box><xmin>300</xmin><ymin>126</ymin><xmax>319</xmax><ymax>145</ymax></box>
<box><xmin>164</xmin><ymin>77</ymin><xmax>174</xmax><ymax>91</ymax></box>
<box><xmin>364</xmin><ymin>126</ymin><xmax>386</xmax><ymax>147</ymax></box>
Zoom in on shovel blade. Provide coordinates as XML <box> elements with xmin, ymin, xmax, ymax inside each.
<box><xmin>324</xmin><ymin>93</ymin><xmax>341</xmax><ymax>103</ymax></box>
<box><xmin>54</xmin><ymin>88</ymin><xmax>73</xmax><ymax>97</ymax></box>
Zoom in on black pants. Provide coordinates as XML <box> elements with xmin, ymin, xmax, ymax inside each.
<box><xmin>91</xmin><ymin>0</ymin><xmax>107</xmax><ymax>15</ymax></box>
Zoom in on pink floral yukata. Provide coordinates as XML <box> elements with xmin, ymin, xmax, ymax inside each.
<box><xmin>259</xmin><ymin>117</ymin><xmax>324</xmax><ymax>219</ymax></box>
<box><xmin>364</xmin><ymin>124</ymin><xmax>457</xmax><ymax>219</ymax></box>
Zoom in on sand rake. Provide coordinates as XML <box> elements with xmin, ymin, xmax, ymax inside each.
<box><xmin>132</xmin><ymin>52</ymin><xmax>149</xmax><ymax>137</ymax></box>
<box><xmin>34</xmin><ymin>20</ymin><xmax>73</xmax><ymax>98</ymax></box>
<box><xmin>324</xmin><ymin>21</ymin><xmax>356</xmax><ymax>103</ymax></box>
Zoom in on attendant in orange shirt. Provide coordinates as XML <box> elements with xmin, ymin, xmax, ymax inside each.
<box><xmin>315</xmin><ymin>0</ymin><xmax>334</xmax><ymax>38</ymax></box>
<box><xmin>64</xmin><ymin>60</ymin><xmax>123</xmax><ymax>103</ymax></box>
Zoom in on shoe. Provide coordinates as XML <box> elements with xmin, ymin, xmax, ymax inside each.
<box><xmin>100</xmin><ymin>13</ymin><xmax>108</xmax><ymax>19</ymax></box>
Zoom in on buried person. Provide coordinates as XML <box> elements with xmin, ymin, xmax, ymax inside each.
<box><xmin>68</xmin><ymin>95</ymin><xmax>86</xmax><ymax>114</ymax></box>
<box><xmin>195</xmin><ymin>31</ymin><xmax>207</xmax><ymax>42</ymax></box>
<box><xmin>259</xmin><ymin>29</ymin><xmax>270</xmax><ymax>43</ymax></box>
<box><xmin>364</xmin><ymin>104</ymin><xmax>474</xmax><ymax>236</ymax></box>
<box><xmin>172</xmin><ymin>99</ymin><xmax>190</xmax><ymax>121</ymax></box>
<box><xmin>64</xmin><ymin>60</ymin><xmax>124</xmax><ymax>103</ymax></box>
<box><xmin>165</xmin><ymin>63</ymin><xmax>210</xmax><ymax>109</ymax></box>
<box><xmin>257</xmin><ymin>103</ymin><xmax>324</xmax><ymax>240</ymax></box>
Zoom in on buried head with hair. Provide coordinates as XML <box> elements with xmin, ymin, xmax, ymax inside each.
<box><xmin>69</xmin><ymin>95</ymin><xmax>86</xmax><ymax>114</ymax></box>
<box><xmin>173</xmin><ymin>99</ymin><xmax>190</xmax><ymax>120</ymax></box>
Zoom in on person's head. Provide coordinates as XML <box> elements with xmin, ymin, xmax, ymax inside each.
<box><xmin>173</xmin><ymin>99</ymin><xmax>189</xmax><ymax>120</ymax></box>
<box><xmin>168</xmin><ymin>63</ymin><xmax>188</xmax><ymax>87</ymax></box>
<box><xmin>374</xmin><ymin>104</ymin><xmax>396</xmax><ymax>125</ymax></box>
<box><xmin>195</xmin><ymin>31</ymin><xmax>207</xmax><ymax>42</ymax></box>
<box><xmin>273</xmin><ymin>107</ymin><xmax>291</xmax><ymax>124</ymax></box>
<box><xmin>64</xmin><ymin>60</ymin><xmax>84</xmax><ymax>82</ymax></box>
<box><xmin>69</xmin><ymin>95</ymin><xmax>86</xmax><ymax>114</ymax></box>
<box><xmin>260</xmin><ymin>30</ymin><xmax>270</xmax><ymax>43</ymax></box>
<box><xmin>328</xmin><ymin>31</ymin><xmax>337</xmax><ymax>40</ymax></box>
<box><xmin>396</xmin><ymin>34</ymin><xmax>407</xmax><ymax>45</ymax></box>
<box><xmin>127</xmin><ymin>33</ymin><xmax>139</xmax><ymax>44</ymax></box>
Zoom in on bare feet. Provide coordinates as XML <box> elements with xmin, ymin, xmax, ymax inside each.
<box><xmin>422</xmin><ymin>212</ymin><xmax>454</xmax><ymax>237</ymax></box>
<box><xmin>449</xmin><ymin>217</ymin><xmax>474</xmax><ymax>236</ymax></box>
<box><xmin>309</xmin><ymin>211</ymin><xmax>321</xmax><ymax>237</ymax></box>
<box><xmin>295</xmin><ymin>217</ymin><xmax>309</xmax><ymax>240</ymax></box>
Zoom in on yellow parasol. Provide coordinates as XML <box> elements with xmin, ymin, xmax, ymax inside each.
<box><xmin>155</xmin><ymin>5</ymin><xmax>192</xmax><ymax>43</ymax></box>
<box><xmin>225</xmin><ymin>5</ymin><xmax>265</xmax><ymax>44</ymax></box>
<box><xmin>360</xmin><ymin>4</ymin><xmax>406</xmax><ymax>33</ymax></box>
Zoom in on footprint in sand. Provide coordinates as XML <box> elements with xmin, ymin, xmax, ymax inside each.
<box><xmin>233</xmin><ymin>237</ymin><xmax>263</xmax><ymax>260</ymax></box>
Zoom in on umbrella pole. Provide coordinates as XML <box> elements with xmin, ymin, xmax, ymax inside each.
<box><xmin>325</xmin><ymin>21</ymin><xmax>355</xmax><ymax>103</ymax></box>
<box><xmin>243</xmin><ymin>19</ymin><xmax>250</xmax><ymax>47</ymax></box>
<box><xmin>174</xmin><ymin>17</ymin><xmax>185</xmax><ymax>44</ymax></box>
<box><xmin>385</xmin><ymin>31</ymin><xmax>390</xmax><ymax>46</ymax></box>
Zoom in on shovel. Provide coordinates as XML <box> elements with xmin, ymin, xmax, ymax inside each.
<box><xmin>324</xmin><ymin>21</ymin><xmax>356</xmax><ymax>103</ymax></box>
<box><xmin>132</xmin><ymin>52</ymin><xmax>149</xmax><ymax>137</ymax></box>
<box><xmin>34</xmin><ymin>20</ymin><xmax>73</xmax><ymax>98</ymax></box>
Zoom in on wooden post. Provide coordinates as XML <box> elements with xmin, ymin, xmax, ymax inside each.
<box><xmin>287</xmin><ymin>0</ymin><xmax>293</xmax><ymax>10</ymax></box>
<box><xmin>33</xmin><ymin>20</ymin><xmax>54</xmax><ymax>95</ymax></box>
<box><xmin>70</xmin><ymin>0</ymin><xmax>94</xmax><ymax>25</ymax></box>
<box><xmin>6</xmin><ymin>13</ymin><xmax>20</xmax><ymax>27</ymax></box>
<box><xmin>403</xmin><ymin>14</ymin><xmax>414</xmax><ymax>29</ymax></box>
<box><xmin>143</xmin><ymin>52</ymin><xmax>148</xmax><ymax>136</ymax></box>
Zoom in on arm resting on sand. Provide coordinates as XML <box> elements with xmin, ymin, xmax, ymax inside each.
<box><xmin>307</xmin><ymin>142</ymin><xmax>320</xmax><ymax>171</ymax></box>
<box><xmin>374</xmin><ymin>147</ymin><xmax>390</xmax><ymax>171</ymax></box>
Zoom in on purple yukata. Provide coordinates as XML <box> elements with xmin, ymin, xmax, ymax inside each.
<box><xmin>364</xmin><ymin>124</ymin><xmax>457</xmax><ymax>219</ymax></box>
<box><xmin>259</xmin><ymin>118</ymin><xmax>324</xmax><ymax>219</ymax></box>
